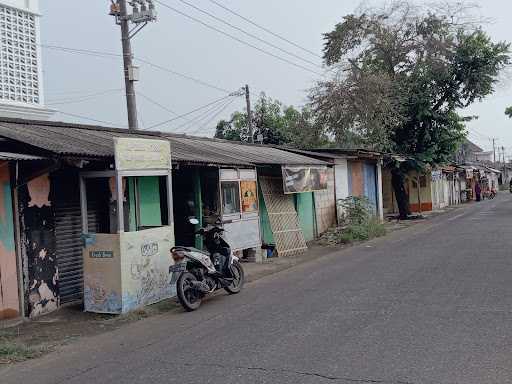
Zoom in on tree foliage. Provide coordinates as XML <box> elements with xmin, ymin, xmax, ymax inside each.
<box><xmin>505</xmin><ymin>106</ymin><xmax>512</xmax><ymax>118</ymax></box>
<box><xmin>310</xmin><ymin>1</ymin><xmax>510</xmax><ymax>218</ymax></box>
<box><xmin>312</xmin><ymin>1</ymin><xmax>509</xmax><ymax>161</ymax></box>
<box><xmin>214</xmin><ymin>93</ymin><xmax>328</xmax><ymax>148</ymax></box>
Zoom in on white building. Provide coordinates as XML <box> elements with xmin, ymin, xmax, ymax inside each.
<box><xmin>0</xmin><ymin>0</ymin><xmax>53</xmax><ymax>119</ymax></box>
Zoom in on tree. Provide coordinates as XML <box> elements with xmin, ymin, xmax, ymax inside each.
<box><xmin>311</xmin><ymin>1</ymin><xmax>509</xmax><ymax>219</ymax></box>
<box><xmin>215</xmin><ymin>93</ymin><xmax>327</xmax><ymax>148</ymax></box>
<box><xmin>505</xmin><ymin>106</ymin><xmax>512</xmax><ymax>118</ymax></box>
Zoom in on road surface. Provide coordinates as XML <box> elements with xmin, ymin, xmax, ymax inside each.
<box><xmin>4</xmin><ymin>194</ymin><xmax>512</xmax><ymax>384</ymax></box>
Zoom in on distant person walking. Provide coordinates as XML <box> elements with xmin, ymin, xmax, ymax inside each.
<box><xmin>475</xmin><ymin>182</ymin><xmax>482</xmax><ymax>202</ymax></box>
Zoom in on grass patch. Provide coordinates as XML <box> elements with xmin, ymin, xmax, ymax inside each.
<box><xmin>321</xmin><ymin>197</ymin><xmax>387</xmax><ymax>245</ymax></box>
<box><xmin>0</xmin><ymin>342</ymin><xmax>47</xmax><ymax>364</ymax></box>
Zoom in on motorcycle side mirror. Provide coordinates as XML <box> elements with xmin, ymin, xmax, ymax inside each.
<box><xmin>188</xmin><ymin>217</ymin><xmax>199</xmax><ymax>225</ymax></box>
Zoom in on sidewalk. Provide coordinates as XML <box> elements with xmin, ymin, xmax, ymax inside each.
<box><xmin>0</xmin><ymin>203</ymin><xmax>465</xmax><ymax>365</ymax></box>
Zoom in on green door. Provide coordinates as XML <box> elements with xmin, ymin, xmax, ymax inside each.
<box><xmin>295</xmin><ymin>192</ymin><xmax>316</xmax><ymax>242</ymax></box>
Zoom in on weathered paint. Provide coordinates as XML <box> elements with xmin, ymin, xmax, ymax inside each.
<box><xmin>258</xmin><ymin>184</ymin><xmax>275</xmax><ymax>245</ymax></box>
<box><xmin>19</xmin><ymin>174</ymin><xmax>59</xmax><ymax>318</ymax></box>
<box><xmin>138</xmin><ymin>177</ymin><xmax>163</xmax><ymax>228</ymax></box>
<box><xmin>0</xmin><ymin>163</ymin><xmax>20</xmax><ymax>320</ymax></box>
<box><xmin>83</xmin><ymin>227</ymin><xmax>175</xmax><ymax>314</ymax></box>
<box><xmin>363</xmin><ymin>163</ymin><xmax>378</xmax><ymax>213</ymax></box>
<box><xmin>295</xmin><ymin>192</ymin><xmax>316</xmax><ymax>242</ymax></box>
<box><xmin>314</xmin><ymin>167</ymin><xmax>336</xmax><ymax>235</ymax></box>
<box><xmin>383</xmin><ymin>169</ymin><xmax>433</xmax><ymax>215</ymax></box>
<box><xmin>408</xmin><ymin>171</ymin><xmax>433</xmax><ymax>213</ymax></box>
<box><xmin>349</xmin><ymin>160</ymin><xmax>380</xmax><ymax>215</ymax></box>
<box><xmin>348</xmin><ymin>161</ymin><xmax>365</xmax><ymax>197</ymax></box>
<box><xmin>334</xmin><ymin>160</ymin><xmax>349</xmax><ymax>202</ymax></box>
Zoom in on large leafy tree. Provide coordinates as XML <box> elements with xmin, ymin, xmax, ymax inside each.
<box><xmin>215</xmin><ymin>93</ymin><xmax>328</xmax><ymax>148</ymax></box>
<box><xmin>311</xmin><ymin>1</ymin><xmax>510</xmax><ymax>218</ymax></box>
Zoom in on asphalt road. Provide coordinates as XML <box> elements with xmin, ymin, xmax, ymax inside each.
<box><xmin>4</xmin><ymin>194</ymin><xmax>512</xmax><ymax>384</ymax></box>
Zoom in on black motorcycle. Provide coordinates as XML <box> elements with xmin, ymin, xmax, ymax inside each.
<box><xmin>169</xmin><ymin>218</ymin><xmax>244</xmax><ymax>311</ymax></box>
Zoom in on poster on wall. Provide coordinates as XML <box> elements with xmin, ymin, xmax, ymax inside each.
<box><xmin>282</xmin><ymin>166</ymin><xmax>328</xmax><ymax>194</ymax></box>
<box><xmin>240</xmin><ymin>180</ymin><xmax>258</xmax><ymax>213</ymax></box>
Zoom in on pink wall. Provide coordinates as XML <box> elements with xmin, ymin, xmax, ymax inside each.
<box><xmin>0</xmin><ymin>162</ymin><xmax>20</xmax><ymax>320</ymax></box>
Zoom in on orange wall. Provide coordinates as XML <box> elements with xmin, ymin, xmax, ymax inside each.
<box><xmin>350</xmin><ymin>161</ymin><xmax>364</xmax><ymax>197</ymax></box>
<box><xmin>0</xmin><ymin>162</ymin><xmax>19</xmax><ymax>320</ymax></box>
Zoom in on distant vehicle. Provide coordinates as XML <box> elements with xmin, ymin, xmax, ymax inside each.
<box><xmin>169</xmin><ymin>218</ymin><xmax>244</xmax><ymax>311</ymax></box>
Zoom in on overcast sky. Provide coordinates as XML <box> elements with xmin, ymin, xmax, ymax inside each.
<box><xmin>40</xmin><ymin>1</ymin><xmax>512</xmax><ymax>156</ymax></box>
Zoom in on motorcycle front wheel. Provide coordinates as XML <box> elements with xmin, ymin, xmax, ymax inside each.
<box><xmin>177</xmin><ymin>272</ymin><xmax>202</xmax><ymax>312</ymax></box>
<box><xmin>224</xmin><ymin>260</ymin><xmax>245</xmax><ymax>294</ymax></box>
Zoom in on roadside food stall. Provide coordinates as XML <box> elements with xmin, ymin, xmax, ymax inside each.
<box><xmin>219</xmin><ymin>168</ymin><xmax>261</xmax><ymax>252</ymax></box>
<box><xmin>80</xmin><ymin>138</ymin><xmax>175</xmax><ymax>314</ymax></box>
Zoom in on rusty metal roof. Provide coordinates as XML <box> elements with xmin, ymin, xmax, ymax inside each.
<box><xmin>0</xmin><ymin>118</ymin><xmax>326</xmax><ymax>167</ymax></box>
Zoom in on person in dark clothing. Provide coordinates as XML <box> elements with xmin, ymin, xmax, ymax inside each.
<box><xmin>475</xmin><ymin>182</ymin><xmax>482</xmax><ymax>202</ymax></box>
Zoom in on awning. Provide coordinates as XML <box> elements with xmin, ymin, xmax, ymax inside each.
<box><xmin>0</xmin><ymin>152</ymin><xmax>47</xmax><ymax>161</ymax></box>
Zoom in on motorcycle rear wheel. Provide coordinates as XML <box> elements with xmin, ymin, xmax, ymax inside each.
<box><xmin>177</xmin><ymin>272</ymin><xmax>202</xmax><ymax>311</ymax></box>
<box><xmin>224</xmin><ymin>260</ymin><xmax>244</xmax><ymax>294</ymax></box>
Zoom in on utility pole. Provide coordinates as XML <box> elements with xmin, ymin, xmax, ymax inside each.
<box><xmin>110</xmin><ymin>1</ymin><xmax>157</xmax><ymax>131</ymax></box>
<box><xmin>119</xmin><ymin>0</ymin><xmax>138</xmax><ymax>130</ymax></box>
<box><xmin>245</xmin><ymin>84</ymin><xmax>254</xmax><ymax>143</ymax></box>
<box><xmin>492</xmin><ymin>138</ymin><xmax>497</xmax><ymax>163</ymax></box>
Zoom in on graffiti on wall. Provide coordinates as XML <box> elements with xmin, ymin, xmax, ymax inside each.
<box><xmin>120</xmin><ymin>226</ymin><xmax>175</xmax><ymax>312</ymax></box>
<box><xmin>19</xmin><ymin>174</ymin><xmax>59</xmax><ymax>318</ymax></box>
<box><xmin>83</xmin><ymin>234</ymin><xmax>123</xmax><ymax>314</ymax></box>
<box><xmin>0</xmin><ymin>163</ymin><xmax>19</xmax><ymax>320</ymax></box>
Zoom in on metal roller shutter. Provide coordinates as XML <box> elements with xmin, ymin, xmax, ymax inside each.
<box><xmin>52</xmin><ymin>171</ymin><xmax>103</xmax><ymax>304</ymax></box>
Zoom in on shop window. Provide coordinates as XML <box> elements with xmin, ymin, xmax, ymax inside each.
<box><xmin>221</xmin><ymin>181</ymin><xmax>241</xmax><ymax>215</ymax></box>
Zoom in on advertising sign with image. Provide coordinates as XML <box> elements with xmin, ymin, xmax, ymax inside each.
<box><xmin>282</xmin><ymin>166</ymin><xmax>328</xmax><ymax>194</ymax></box>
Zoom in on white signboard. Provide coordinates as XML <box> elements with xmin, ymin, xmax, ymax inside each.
<box><xmin>114</xmin><ymin>138</ymin><xmax>171</xmax><ymax>171</ymax></box>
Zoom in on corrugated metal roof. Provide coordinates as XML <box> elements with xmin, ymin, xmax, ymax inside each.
<box><xmin>0</xmin><ymin>118</ymin><xmax>326</xmax><ymax>166</ymax></box>
<box><xmin>167</xmin><ymin>136</ymin><xmax>326</xmax><ymax>166</ymax></box>
<box><xmin>0</xmin><ymin>152</ymin><xmax>46</xmax><ymax>161</ymax></box>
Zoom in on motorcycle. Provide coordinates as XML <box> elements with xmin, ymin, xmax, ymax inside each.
<box><xmin>169</xmin><ymin>218</ymin><xmax>244</xmax><ymax>311</ymax></box>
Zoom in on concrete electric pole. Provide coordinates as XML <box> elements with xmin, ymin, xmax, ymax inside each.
<box><xmin>110</xmin><ymin>1</ymin><xmax>157</xmax><ymax>131</ymax></box>
<box><xmin>245</xmin><ymin>84</ymin><xmax>254</xmax><ymax>144</ymax></box>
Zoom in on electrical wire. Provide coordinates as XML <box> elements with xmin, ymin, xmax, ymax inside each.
<box><xmin>207</xmin><ymin>0</ymin><xmax>322</xmax><ymax>59</ymax></box>
<box><xmin>134</xmin><ymin>57</ymin><xmax>231</xmax><ymax>93</ymax></box>
<box><xmin>144</xmin><ymin>94</ymin><xmax>236</xmax><ymax>130</ymax></box>
<box><xmin>153</xmin><ymin>0</ymin><xmax>322</xmax><ymax>76</ymax></box>
<box><xmin>189</xmin><ymin>97</ymin><xmax>237</xmax><ymax>135</ymax></box>
<box><xmin>41</xmin><ymin>44</ymin><xmax>232</xmax><ymax>94</ymax></box>
<box><xmin>176</xmin><ymin>96</ymin><xmax>234</xmax><ymax>132</ymax></box>
<box><xmin>56</xmin><ymin>111</ymin><xmax>125</xmax><ymax>127</ymax></box>
<box><xmin>174</xmin><ymin>0</ymin><xmax>321</xmax><ymax>68</ymax></box>
<box><xmin>47</xmin><ymin>88</ymin><xmax>123</xmax><ymax>105</ymax></box>
<box><xmin>137</xmin><ymin>91</ymin><xmax>179</xmax><ymax>115</ymax></box>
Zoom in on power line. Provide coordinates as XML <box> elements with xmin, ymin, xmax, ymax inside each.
<box><xmin>207</xmin><ymin>0</ymin><xmax>322</xmax><ymax>59</ymax></box>
<box><xmin>41</xmin><ymin>44</ymin><xmax>233</xmax><ymax>94</ymax></box>
<box><xmin>135</xmin><ymin>57</ymin><xmax>231</xmax><ymax>93</ymax></box>
<box><xmin>153</xmin><ymin>0</ymin><xmax>323</xmax><ymax>76</ymax></box>
<box><xmin>137</xmin><ymin>91</ymin><xmax>179</xmax><ymax>115</ymax></box>
<box><xmin>47</xmin><ymin>88</ymin><xmax>123</xmax><ymax>105</ymax></box>
<box><xmin>177</xmin><ymin>96</ymin><xmax>234</xmax><ymax>132</ymax></box>
<box><xmin>175</xmin><ymin>0</ymin><xmax>321</xmax><ymax>68</ymax></box>
<box><xmin>56</xmin><ymin>111</ymin><xmax>125</xmax><ymax>127</ymax></box>
<box><xmin>145</xmin><ymin>94</ymin><xmax>237</xmax><ymax>130</ymax></box>
<box><xmin>189</xmin><ymin>97</ymin><xmax>237</xmax><ymax>135</ymax></box>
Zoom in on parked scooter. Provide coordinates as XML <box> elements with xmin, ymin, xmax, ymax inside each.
<box><xmin>169</xmin><ymin>218</ymin><xmax>244</xmax><ymax>311</ymax></box>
